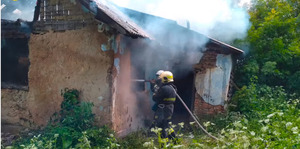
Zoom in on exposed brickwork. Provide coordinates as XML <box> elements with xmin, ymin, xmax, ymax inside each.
<box><xmin>194</xmin><ymin>50</ymin><xmax>218</xmax><ymax>74</ymax></box>
<box><xmin>34</xmin><ymin>0</ymin><xmax>95</xmax><ymax>33</ymax></box>
<box><xmin>193</xmin><ymin>48</ymin><xmax>227</xmax><ymax>116</ymax></box>
<box><xmin>194</xmin><ymin>93</ymin><xmax>225</xmax><ymax>116</ymax></box>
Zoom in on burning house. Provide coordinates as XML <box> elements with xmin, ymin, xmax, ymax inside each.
<box><xmin>1</xmin><ymin>0</ymin><xmax>243</xmax><ymax>136</ymax></box>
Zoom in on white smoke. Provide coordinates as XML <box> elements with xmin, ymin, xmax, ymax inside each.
<box><xmin>111</xmin><ymin>0</ymin><xmax>251</xmax><ymax>43</ymax></box>
<box><xmin>238</xmin><ymin>0</ymin><xmax>252</xmax><ymax>8</ymax></box>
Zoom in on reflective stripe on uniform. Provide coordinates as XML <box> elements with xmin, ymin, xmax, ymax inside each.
<box><xmin>163</xmin><ymin>98</ymin><xmax>176</xmax><ymax>102</ymax></box>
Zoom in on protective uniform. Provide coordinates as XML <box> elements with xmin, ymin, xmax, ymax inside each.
<box><xmin>152</xmin><ymin>71</ymin><xmax>177</xmax><ymax>140</ymax></box>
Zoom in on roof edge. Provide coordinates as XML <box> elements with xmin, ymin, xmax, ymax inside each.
<box><xmin>78</xmin><ymin>0</ymin><xmax>152</xmax><ymax>39</ymax></box>
<box><xmin>209</xmin><ymin>38</ymin><xmax>244</xmax><ymax>54</ymax></box>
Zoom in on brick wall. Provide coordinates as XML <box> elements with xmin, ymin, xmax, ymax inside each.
<box><xmin>194</xmin><ymin>93</ymin><xmax>225</xmax><ymax>116</ymax></box>
<box><xmin>193</xmin><ymin>50</ymin><xmax>228</xmax><ymax>116</ymax></box>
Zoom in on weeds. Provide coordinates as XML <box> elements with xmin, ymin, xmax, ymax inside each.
<box><xmin>5</xmin><ymin>86</ymin><xmax>300</xmax><ymax>149</ymax></box>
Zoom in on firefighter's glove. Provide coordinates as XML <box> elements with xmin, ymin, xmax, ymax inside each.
<box><xmin>155</xmin><ymin>78</ymin><xmax>162</xmax><ymax>84</ymax></box>
<box><xmin>149</xmin><ymin>79</ymin><xmax>155</xmax><ymax>84</ymax></box>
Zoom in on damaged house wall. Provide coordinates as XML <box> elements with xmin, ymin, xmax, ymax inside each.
<box><xmin>194</xmin><ymin>53</ymin><xmax>232</xmax><ymax>115</ymax></box>
<box><xmin>112</xmin><ymin>37</ymin><xmax>153</xmax><ymax>136</ymax></box>
<box><xmin>192</xmin><ymin>39</ymin><xmax>243</xmax><ymax>115</ymax></box>
<box><xmin>195</xmin><ymin>54</ymin><xmax>232</xmax><ymax>106</ymax></box>
<box><xmin>2</xmin><ymin>22</ymin><xmax>116</xmax><ymax>129</ymax></box>
<box><xmin>1</xmin><ymin>20</ymin><xmax>32</xmax><ymax>131</ymax></box>
<box><xmin>28</xmin><ymin>25</ymin><xmax>114</xmax><ymax>126</ymax></box>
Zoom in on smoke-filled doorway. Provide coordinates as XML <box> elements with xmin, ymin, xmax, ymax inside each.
<box><xmin>172</xmin><ymin>69</ymin><xmax>195</xmax><ymax>123</ymax></box>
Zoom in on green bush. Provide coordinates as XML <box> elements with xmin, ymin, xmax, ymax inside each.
<box><xmin>118</xmin><ymin>130</ymin><xmax>150</xmax><ymax>149</ymax></box>
<box><xmin>58</xmin><ymin>88</ymin><xmax>95</xmax><ymax>131</ymax></box>
<box><xmin>190</xmin><ymin>99</ymin><xmax>300</xmax><ymax>149</ymax></box>
<box><xmin>231</xmin><ymin>81</ymin><xmax>290</xmax><ymax>118</ymax></box>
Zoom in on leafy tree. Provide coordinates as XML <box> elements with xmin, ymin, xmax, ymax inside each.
<box><xmin>235</xmin><ymin>0</ymin><xmax>300</xmax><ymax>94</ymax></box>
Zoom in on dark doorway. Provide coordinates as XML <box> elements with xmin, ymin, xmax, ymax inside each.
<box><xmin>1</xmin><ymin>38</ymin><xmax>30</xmax><ymax>90</ymax></box>
<box><xmin>172</xmin><ymin>69</ymin><xmax>195</xmax><ymax>123</ymax></box>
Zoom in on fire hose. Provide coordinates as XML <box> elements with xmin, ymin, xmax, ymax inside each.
<box><xmin>132</xmin><ymin>79</ymin><xmax>152</xmax><ymax>82</ymax></box>
<box><xmin>170</xmin><ymin>86</ymin><xmax>219</xmax><ymax>140</ymax></box>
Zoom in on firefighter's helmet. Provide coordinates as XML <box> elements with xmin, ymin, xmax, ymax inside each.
<box><xmin>156</xmin><ymin>70</ymin><xmax>164</xmax><ymax>76</ymax></box>
<box><xmin>160</xmin><ymin>71</ymin><xmax>174</xmax><ymax>83</ymax></box>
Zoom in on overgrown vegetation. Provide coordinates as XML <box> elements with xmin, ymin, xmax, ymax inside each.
<box><xmin>114</xmin><ymin>83</ymin><xmax>299</xmax><ymax>149</ymax></box>
<box><xmin>235</xmin><ymin>0</ymin><xmax>300</xmax><ymax>94</ymax></box>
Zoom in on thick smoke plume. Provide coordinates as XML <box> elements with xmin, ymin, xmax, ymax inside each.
<box><xmin>111</xmin><ymin>0</ymin><xmax>251</xmax><ymax>43</ymax></box>
<box><xmin>108</xmin><ymin>0</ymin><xmax>251</xmax><ymax>82</ymax></box>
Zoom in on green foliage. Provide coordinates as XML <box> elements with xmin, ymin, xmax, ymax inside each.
<box><xmin>61</xmin><ymin>88</ymin><xmax>80</xmax><ymax>110</ymax></box>
<box><xmin>143</xmin><ymin>123</ymin><xmax>185</xmax><ymax>149</ymax></box>
<box><xmin>235</xmin><ymin>0</ymin><xmax>300</xmax><ymax>95</ymax></box>
<box><xmin>76</xmin><ymin>131</ymin><xmax>91</xmax><ymax>148</ymax></box>
<box><xmin>56</xmin><ymin>88</ymin><xmax>95</xmax><ymax>131</ymax></box>
<box><xmin>43</xmin><ymin>126</ymin><xmax>81</xmax><ymax>148</ymax></box>
<box><xmin>118</xmin><ymin>130</ymin><xmax>149</xmax><ymax>149</ymax></box>
<box><xmin>231</xmin><ymin>83</ymin><xmax>289</xmax><ymax>118</ymax></box>
<box><xmin>190</xmin><ymin>99</ymin><xmax>300</xmax><ymax>148</ymax></box>
<box><xmin>214</xmin><ymin>3</ymin><xmax>300</xmax><ymax>145</ymax></box>
<box><xmin>17</xmin><ymin>134</ymin><xmax>59</xmax><ymax>149</ymax></box>
<box><xmin>83</xmin><ymin>126</ymin><xmax>119</xmax><ymax>148</ymax></box>
<box><xmin>288</xmin><ymin>71</ymin><xmax>300</xmax><ymax>93</ymax></box>
<box><xmin>192</xmin><ymin>112</ymin><xmax>244</xmax><ymax>135</ymax></box>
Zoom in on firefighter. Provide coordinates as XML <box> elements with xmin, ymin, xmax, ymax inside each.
<box><xmin>150</xmin><ymin>70</ymin><xmax>164</xmax><ymax>92</ymax></box>
<box><xmin>150</xmin><ymin>70</ymin><xmax>164</xmax><ymax>111</ymax></box>
<box><xmin>152</xmin><ymin>71</ymin><xmax>177</xmax><ymax>142</ymax></box>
